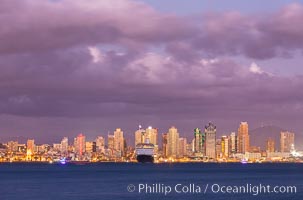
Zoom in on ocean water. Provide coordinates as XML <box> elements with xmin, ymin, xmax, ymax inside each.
<box><xmin>0</xmin><ymin>163</ymin><xmax>302</xmax><ymax>200</ymax></box>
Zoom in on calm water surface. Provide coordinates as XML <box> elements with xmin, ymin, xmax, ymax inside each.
<box><xmin>0</xmin><ymin>163</ymin><xmax>302</xmax><ymax>200</ymax></box>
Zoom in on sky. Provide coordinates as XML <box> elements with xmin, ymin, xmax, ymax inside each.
<box><xmin>0</xmin><ymin>0</ymin><xmax>303</xmax><ymax>145</ymax></box>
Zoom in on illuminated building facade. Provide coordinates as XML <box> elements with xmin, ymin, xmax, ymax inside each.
<box><xmin>266</xmin><ymin>138</ymin><xmax>275</xmax><ymax>152</ymax></box>
<box><xmin>74</xmin><ymin>133</ymin><xmax>86</xmax><ymax>157</ymax></box>
<box><xmin>166</xmin><ymin>126</ymin><xmax>179</xmax><ymax>158</ymax></box>
<box><xmin>237</xmin><ymin>122</ymin><xmax>250</xmax><ymax>153</ymax></box>
<box><xmin>205</xmin><ymin>122</ymin><xmax>216</xmax><ymax>159</ymax></box>
<box><xmin>280</xmin><ymin>131</ymin><xmax>295</xmax><ymax>153</ymax></box>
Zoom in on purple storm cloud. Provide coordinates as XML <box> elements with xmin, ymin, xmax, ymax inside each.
<box><xmin>0</xmin><ymin>0</ymin><xmax>303</xmax><ymax>144</ymax></box>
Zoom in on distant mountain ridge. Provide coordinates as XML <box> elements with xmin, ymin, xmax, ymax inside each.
<box><xmin>249</xmin><ymin>125</ymin><xmax>286</xmax><ymax>150</ymax></box>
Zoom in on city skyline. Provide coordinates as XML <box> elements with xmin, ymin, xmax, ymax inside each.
<box><xmin>0</xmin><ymin>122</ymin><xmax>297</xmax><ymax>150</ymax></box>
<box><xmin>1</xmin><ymin>0</ymin><xmax>303</xmax><ymax>144</ymax></box>
<box><xmin>1</xmin><ymin>122</ymin><xmax>300</xmax><ymax>164</ymax></box>
<box><xmin>0</xmin><ymin>120</ymin><xmax>299</xmax><ymax>148</ymax></box>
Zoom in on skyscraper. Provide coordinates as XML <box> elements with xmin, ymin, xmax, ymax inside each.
<box><xmin>221</xmin><ymin>136</ymin><xmax>229</xmax><ymax>158</ymax></box>
<box><xmin>27</xmin><ymin>139</ymin><xmax>35</xmax><ymax>154</ymax></box>
<box><xmin>60</xmin><ymin>137</ymin><xmax>68</xmax><ymax>154</ymax></box>
<box><xmin>280</xmin><ymin>131</ymin><xmax>295</xmax><ymax>153</ymax></box>
<box><xmin>237</xmin><ymin>122</ymin><xmax>250</xmax><ymax>153</ymax></box>
<box><xmin>108</xmin><ymin>134</ymin><xmax>115</xmax><ymax>150</ymax></box>
<box><xmin>135</xmin><ymin>126</ymin><xmax>158</xmax><ymax>145</ymax></box>
<box><xmin>178</xmin><ymin>137</ymin><xmax>187</xmax><ymax>157</ymax></box>
<box><xmin>166</xmin><ymin>126</ymin><xmax>179</xmax><ymax>158</ymax></box>
<box><xmin>145</xmin><ymin>126</ymin><xmax>158</xmax><ymax>145</ymax></box>
<box><xmin>74</xmin><ymin>133</ymin><xmax>86</xmax><ymax>157</ymax></box>
<box><xmin>229</xmin><ymin>132</ymin><xmax>237</xmax><ymax>155</ymax></box>
<box><xmin>135</xmin><ymin>128</ymin><xmax>144</xmax><ymax>145</ymax></box>
<box><xmin>7</xmin><ymin>141</ymin><xmax>18</xmax><ymax>152</ymax></box>
<box><xmin>266</xmin><ymin>138</ymin><xmax>275</xmax><ymax>152</ymax></box>
<box><xmin>85</xmin><ymin>141</ymin><xmax>93</xmax><ymax>153</ymax></box>
<box><xmin>205</xmin><ymin>122</ymin><xmax>216</xmax><ymax>159</ymax></box>
<box><xmin>95</xmin><ymin>136</ymin><xmax>105</xmax><ymax>152</ymax></box>
<box><xmin>162</xmin><ymin>133</ymin><xmax>168</xmax><ymax>158</ymax></box>
<box><xmin>114</xmin><ymin>128</ymin><xmax>125</xmax><ymax>156</ymax></box>
<box><xmin>215</xmin><ymin>139</ymin><xmax>222</xmax><ymax>158</ymax></box>
<box><xmin>194</xmin><ymin>128</ymin><xmax>204</xmax><ymax>155</ymax></box>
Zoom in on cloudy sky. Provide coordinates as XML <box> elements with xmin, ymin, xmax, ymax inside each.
<box><xmin>1</xmin><ymin>0</ymin><xmax>303</xmax><ymax>145</ymax></box>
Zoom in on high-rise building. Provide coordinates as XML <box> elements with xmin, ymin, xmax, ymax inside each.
<box><xmin>178</xmin><ymin>138</ymin><xmax>187</xmax><ymax>157</ymax></box>
<box><xmin>135</xmin><ymin>128</ymin><xmax>144</xmax><ymax>145</ymax></box>
<box><xmin>108</xmin><ymin>135</ymin><xmax>114</xmax><ymax>150</ymax></box>
<box><xmin>166</xmin><ymin>126</ymin><xmax>179</xmax><ymax>158</ymax></box>
<box><xmin>191</xmin><ymin>138</ymin><xmax>195</xmax><ymax>153</ymax></box>
<box><xmin>205</xmin><ymin>122</ymin><xmax>216</xmax><ymax>159</ymax></box>
<box><xmin>74</xmin><ymin>133</ymin><xmax>86</xmax><ymax>156</ymax></box>
<box><xmin>135</xmin><ymin>126</ymin><xmax>158</xmax><ymax>145</ymax></box>
<box><xmin>53</xmin><ymin>143</ymin><xmax>61</xmax><ymax>151</ymax></box>
<box><xmin>229</xmin><ymin>132</ymin><xmax>237</xmax><ymax>155</ymax></box>
<box><xmin>27</xmin><ymin>139</ymin><xmax>35</xmax><ymax>154</ymax></box>
<box><xmin>280</xmin><ymin>131</ymin><xmax>295</xmax><ymax>153</ymax></box>
<box><xmin>162</xmin><ymin>133</ymin><xmax>168</xmax><ymax>158</ymax></box>
<box><xmin>17</xmin><ymin>144</ymin><xmax>26</xmax><ymax>153</ymax></box>
<box><xmin>145</xmin><ymin>126</ymin><xmax>158</xmax><ymax>145</ymax></box>
<box><xmin>85</xmin><ymin>141</ymin><xmax>93</xmax><ymax>153</ymax></box>
<box><xmin>60</xmin><ymin>137</ymin><xmax>68</xmax><ymax>154</ymax></box>
<box><xmin>114</xmin><ymin>128</ymin><xmax>125</xmax><ymax>156</ymax></box>
<box><xmin>186</xmin><ymin>142</ymin><xmax>193</xmax><ymax>157</ymax></box>
<box><xmin>92</xmin><ymin>142</ymin><xmax>97</xmax><ymax>153</ymax></box>
<box><xmin>194</xmin><ymin>128</ymin><xmax>205</xmax><ymax>155</ymax></box>
<box><xmin>95</xmin><ymin>136</ymin><xmax>105</xmax><ymax>152</ymax></box>
<box><xmin>221</xmin><ymin>136</ymin><xmax>229</xmax><ymax>158</ymax></box>
<box><xmin>7</xmin><ymin>141</ymin><xmax>18</xmax><ymax>152</ymax></box>
<box><xmin>215</xmin><ymin>139</ymin><xmax>222</xmax><ymax>158</ymax></box>
<box><xmin>237</xmin><ymin>122</ymin><xmax>250</xmax><ymax>153</ymax></box>
<box><xmin>266</xmin><ymin>138</ymin><xmax>275</xmax><ymax>153</ymax></box>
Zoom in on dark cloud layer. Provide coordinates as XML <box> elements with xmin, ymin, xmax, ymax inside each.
<box><xmin>0</xmin><ymin>0</ymin><xmax>303</xmax><ymax>143</ymax></box>
<box><xmin>191</xmin><ymin>4</ymin><xmax>303</xmax><ymax>59</ymax></box>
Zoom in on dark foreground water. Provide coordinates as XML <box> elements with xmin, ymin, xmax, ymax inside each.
<box><xmin>0</xmin><ymin>163</ymin><xmax>302</xmax><ymax>200</ymax></box>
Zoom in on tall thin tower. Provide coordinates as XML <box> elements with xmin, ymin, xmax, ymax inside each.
<box><xmin>237</xmin><ymin>122</ymin><xmax>250</xmax><ymax>153</ymax></box>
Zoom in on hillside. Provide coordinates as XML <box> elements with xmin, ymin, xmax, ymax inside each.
<box><xmin>249</xmin><ymin>125</ymin><xmax>285</xmax><ymax>150</ymax></box>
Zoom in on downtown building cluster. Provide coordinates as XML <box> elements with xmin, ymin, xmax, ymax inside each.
<box><xmin>0</xmin><ymin>122</ymin><xmax>301</xmax><ymax>163</ymax></box>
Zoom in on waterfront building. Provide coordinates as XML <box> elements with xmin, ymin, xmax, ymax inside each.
<box><xmin>221</xmin><ymin>136</ymin><xmax>229</xmax><ymax>158</ymax></box>
<box><xmin>230</xmin><ymin>132</ymin><xmax>237</xmax><ymax>155</ymax></box>
<box><xmin>145</xmin><ymin>126</ymin><xmax>158</xmax><ymax>145</ymax></box>
<box><xmin>26</xmin><ymin>139</ymin><xmax>35</xmax><ymax>154</ymax></box>
<box><xmin>162</xmin><ymin>133</ymin><xmax>168</xmax><ymax>158</ymax></box>
<box><xmin>205</xmin><ymin>122</ymin><xmax>216</xmax><ymax>159</ymax></box>
<box><xmin>60</xmin><ymin>137</ymin><xmax>68</xmax><ymax>154</ymax></box>
<box><xmin>85</xmin><ymin>141</ymin><xmax>93</xmax><ymax>153</ymax></box>
<box><xmin>194</xmin><ymin>128</ymin><xmax>205</xmax><ymax>155</ymax></box>
<box><xmin>250</xmin><ymin>146</ymin><xmax>261</xmax><ymax>153</ymax></box>
<box><xmin>280</xmin><ymin>131</ymin><xmax>295</xmax><ymax>153</ymax></box>
<box><xmin>53</xmin><ymin>143</ymin><xmax>61</xmax><ymax>151</ymax></box>
<box><xmin>166</xmin><ymin>126</ymin><xmax>179</xmax><ymax>158</ymax></box>
<box><xmin>74</xmin><ymin>133</ymin><xmax>86</xmax><ymax>157</ymax></box>
<box><xmin>215</xmin><ymin>139</ymin><xmax>222</xmax><ymax>158</ymax></box>
<box><xmin>244</xmin><ymin>152</ymin><xmax>262</xmax><ymax>161</ymax></box>
<box><xmin>267</xmin><ymin>152</ymin><xmax>291</xmax><ymax>159</ymax></box>
<box><xmin>114</xmin><ymin>128</ymin><xmax>125</xmax><ymax>156</ymax></box>
<box><xmin>135</xmin><ymin>126</ymin><xmax>158</xmax><ymax>145</ymax></box>
<box><xmin>7</xmin><ymin>141</ymin><xmax>18</xmax><ymax>152</ymax></box>
<box><xmin>108</xmin><ymin>134</ymin><xmax>115</xmax><ymax>150</ymax></box>
<box><xmin>266</xmin><ymin>138</ymin><xmax>275</xmax><ymax>153</ymax></box>
<box><xmin>178</xmin><ymin>137</ymin><xmax>187</xmax><ymax>157</ymax></box>
<box><xmin>237</xmin><ymin>122</ymin><xmax>250</xmax><ymax>153</ymax></box>
<box><xmin>95</xmin><ymin>136</ymin><xmax>105</xmax><ymax>153</ymax></box>
<box><xmin>135</xmin><ymin>128</ymin><xmax>144</xmax><ymax>145</ymax></box>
